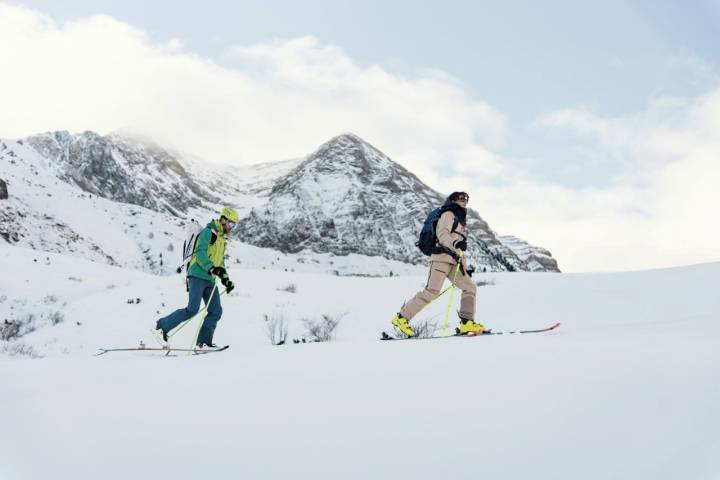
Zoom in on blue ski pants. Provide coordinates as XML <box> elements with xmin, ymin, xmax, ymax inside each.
<box><xmin>157</xmin><ymin>276</ymin><xmax>222</xmax><ymax>345</ymax></box>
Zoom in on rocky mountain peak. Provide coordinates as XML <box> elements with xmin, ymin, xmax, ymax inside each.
<box><xmin>238</xmin><ymin>133</ymin><xmax>560</xmax><ymax>272</ymax></box>
<box><xmin>23</xmin><ymin>131</ymin><xmax>216</xmax><ymax>217</ymax></box>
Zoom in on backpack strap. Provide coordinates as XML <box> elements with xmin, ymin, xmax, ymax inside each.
<box><xmin>432</xmin><ymin>207</ymin><xmax>460</xmax><ymax>254</ymax></box>
<box><xmin>438</xmin><ymin>206</ymin><xmax>460</xmax><ymax>234</ymax></box>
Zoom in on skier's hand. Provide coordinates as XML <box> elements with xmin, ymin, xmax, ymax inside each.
<box><xmin>454</xmin><ymin>239</ymin><xmax>467</xmax><ymax>251</ymax></box>
<box><xmin>209</xmin><ymin>266</ymin><xmax>228</xmax><ymax>278</ymax></box>
<box><xmin>223</xmin><ymin>279</ymin><xmax>235</xmax><ymax>294</ymax></box>
<box><xmin>458</xmin><ymin>262</ymin><xmax>466</xmax><ymax>276</ymax></box>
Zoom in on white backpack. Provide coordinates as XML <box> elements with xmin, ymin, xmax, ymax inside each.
<box><xmin>176</xmin><ymin>219</ymin><xmax>204</xmax><ymax>274</ymax></box>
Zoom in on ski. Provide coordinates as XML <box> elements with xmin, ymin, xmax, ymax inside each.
<box><xmin>380</xmin><ymin>322</ymin><xmax>561</xmax><ymax>341</ymax></box>
<box><xmin>95</xmin><ymin>345</ymin><xmax>229</xmax><ymax>356</ymax></box>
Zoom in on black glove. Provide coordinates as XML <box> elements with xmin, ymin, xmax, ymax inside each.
<box><xmin>223</xmin><ymin>279</ymin><xmax>235</xmax><ymax>294</ymax></box>
<box><xmin>209</xmin><ymin>266</ymin><xmax>228</xmax><ymax>279</ymax></box>
<box><xmin>454</xmin><ymin>239</ymin><xmax>467</xmax><ymax>251</ymax></box>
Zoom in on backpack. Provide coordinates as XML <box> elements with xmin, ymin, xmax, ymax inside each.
<box><xmin>176</xmin><ymin>219</ymin><xmax>204</xmax><ymax>274</ymax></box>
<box><xmin>415</xmin><ymin>206</ymin><xmax>458</xmax><ymax>256</ymax></box>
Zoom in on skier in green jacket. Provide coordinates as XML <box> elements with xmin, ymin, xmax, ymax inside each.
<box><xmin>155</xmin><ymin>207</ymin><xmax>239</xmax><ymax>349</ymax></box>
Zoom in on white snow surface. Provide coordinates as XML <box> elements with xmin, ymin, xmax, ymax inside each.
<box><xmin>1</xmin><ymin>242</ymin><xmax>718</xmax><ymax>479</ymax></box>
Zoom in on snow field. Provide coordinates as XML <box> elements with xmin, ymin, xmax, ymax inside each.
<box><xmin>1</xmin><ymin>243</ymin><xmax>718</xmax><ymax>479</ymax></box>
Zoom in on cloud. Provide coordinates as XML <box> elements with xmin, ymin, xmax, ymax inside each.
<box><xmin>0</xmin><ymin>4</ymin><xmax>507</xmax><ymax>167</ymax></box>
<box><xmin>479</xmin><ymin>88</ymin><xmax>720</xmax><ymax>272</ymax></box>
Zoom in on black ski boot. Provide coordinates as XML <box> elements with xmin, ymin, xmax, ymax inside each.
<box><xmin>154</xmin><ymin>321</ymin><xmax>169</xmax><ymax>343</ymax></box>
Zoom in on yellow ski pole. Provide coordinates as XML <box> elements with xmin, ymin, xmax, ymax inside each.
<box><xmin>440</xmin><ymin>254</ymin><xmax>463</xmax><ymax>337</ymax></box>
<box><xmin>167</xmin><ymin>288</ymin><xmax>226</xmax><ymax>339</ymax></box>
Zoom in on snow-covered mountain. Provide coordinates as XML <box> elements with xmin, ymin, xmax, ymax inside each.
<box><xmin>238</xmin><ymin>134</ymin><xmax>560</xmax><ymax>272</ymax></box>
<box><xmin>0</xmin><ymin>132</ymin><xmax>294</xmax><ymax>274</ymax></box>
<box><xmin>497</xmin><ymin>235</ymin><xmax>557</xmax><ymax>271</ymax></box>
<box><xmin>24</xmin><ymin>131</ymin><xmax>217</xmax><ymax>216</ymax></box>
<box><xmin>1</xmin><ymin>130</ymin><xmax>559</xmax><ymax>274</ymax></box>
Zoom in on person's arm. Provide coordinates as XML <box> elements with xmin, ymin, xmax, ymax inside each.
<box><xmin>436</xmin><ymin>211</ymin><xmax>457</xmax><ymax>252</ymax></box>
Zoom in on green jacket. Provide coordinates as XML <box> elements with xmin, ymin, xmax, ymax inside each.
<box><xmin>187</xmin><ymin>220</ymin><xmax>226</xmax><ymax>282</ymax></box>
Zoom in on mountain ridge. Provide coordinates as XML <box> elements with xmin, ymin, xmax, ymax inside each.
<box><xmin>1</xmin><ymin>131</ymin><xmax>559</xmax><ymax>273</ymax></box>
<box><xmin>238</xmin><ymin>133</ymin><xmax>560</xmax><ymax>272</ymax></box>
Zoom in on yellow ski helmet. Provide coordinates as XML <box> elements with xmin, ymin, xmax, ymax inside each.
<box><xmin>220</xmin><ymin>207</ymin><xmax>239</xmax><ymax>223</ymax></box>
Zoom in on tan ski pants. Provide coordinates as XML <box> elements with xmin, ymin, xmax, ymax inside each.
<box><xmin>400</xmin><ymin>260</ymin><xmax>476</xmax><ymax>321</ymax></box>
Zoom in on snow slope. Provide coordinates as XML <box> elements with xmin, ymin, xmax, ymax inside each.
<box><xmin>1</xmin><ymin>242</ymin><xmax>718</xmax><ymax>479</ymax></box>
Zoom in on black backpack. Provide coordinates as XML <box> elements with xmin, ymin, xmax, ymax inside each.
<box><xmin>415</xmin><ymin>206</ymin><xmax>458</xmax><ymax>256</ymax></box>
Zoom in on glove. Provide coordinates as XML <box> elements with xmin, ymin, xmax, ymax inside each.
<box><xmin>223</xmin><ymin>279</ymin><xmax>235</xmax><ymax>294</ymax></box>
<box><xmin>454</xmin><ymin>239</ymin><xmax>467</xmax><ymax>251</ymax></box>
<box><xmin>209</xmin><ymin>266</ymin><xmax>228</xmax><ymax>279</ymax></box>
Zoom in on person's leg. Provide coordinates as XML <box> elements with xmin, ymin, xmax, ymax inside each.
<box><xmin>197</xmin><ymin>283</ymin><xmax>223</xmax><ymax>346</ymax></box>
<box><xmin>400</xmin><ymin>262</ymin><xmax>452</xmax><ymax>320</ymax></box>
<box><xmin>157</xmin><ymin>277</ymin><xmax>205</xmax><ymax>332</ymax></box>
<box><xmin>452</xmin><ymin>271</ymin><xmax>477</xmax><ymax>321</ymax></box>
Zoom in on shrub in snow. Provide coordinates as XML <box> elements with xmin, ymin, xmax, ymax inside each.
<box><xmin>0</xmin><ymin>342</ymin><xmax>42</xmax><ymax>359</ymax></box>
<box><xmin>475</xmin><ymin>278</ymin><xmax>496</xmax><ymax>287</ymax></box>
<box><xmin>49</xmin><ymin>311</ymin><xmax>64</xmax><ymax>325</ymax></box>
<box><xmin>264</xmin><ymin>313</ymin><xmax>289</xmax><ymax>346</ymax></box>
<box><xmin>1</xmin><ymin>313</ymin><xmax>38</xmax><ymax>340</ymax></box>
<box><xmin>412</xmin><ymin>318</ymin><xmax>439</xmax><ymax>338</ymax></box>
<box><xmin>386</xmin><ymin>317</ymin><xmax>438</xmax><ymax>339</ymax></box>
<box><xmin>42</xmin><ymin>295</ymin><xmax>59</xmax><ymax>304</ymax></box>
<box><xmin>301</xmin><ymin>313</ymin><xmax>344</xmax><ymax>342</ymax></box>
<box><xmin>1</xmin><ymin>320</ymin><xmax>20</xmax><ymax>341</ymax></box>
<box><xmin>277</xmin><ymin>284</ymin><xmax>297</xmax><ymax>294</ymax></box>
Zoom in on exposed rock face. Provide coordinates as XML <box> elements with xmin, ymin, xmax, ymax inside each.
<box><xmin>497</xmin><ymin>236</ymin><xmax>559</xmax><ymax>272</ymax></box>
<box><xmin>237</xmin><ymin>134</ymin><xmax>560</xmax><ymax>272</ymax></box>
<box><xmin>24</xmin><ymin>131</ymin><xmax>217</xmax><ymax>216</ymax></box>
<box><xmin>0</xmin><ymin>178</ymin><xmax>7</xmax><ymax>200</ymax></box>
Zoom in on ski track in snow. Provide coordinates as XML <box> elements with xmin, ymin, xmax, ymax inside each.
<box><xmin>1</xmin><ymin>243</ymin><xmax>718</xmax><ymax>479</ymax></box>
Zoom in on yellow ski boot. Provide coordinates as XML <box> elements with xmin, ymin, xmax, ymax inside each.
<box><xmin>457</xmin><ymin>319</ymin><xmax>486</xmax><ymax>336</ymax></box>
<box><xmin>391</xmin><ymin>314</ymin><xmax>415</xmax><ymax>337</ymax></box>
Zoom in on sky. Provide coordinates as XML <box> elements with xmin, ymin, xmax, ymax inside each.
<box><xmin>0</xmin><ymin>0</ymin><xmax>719</xmax><ymax>272</ymax></box>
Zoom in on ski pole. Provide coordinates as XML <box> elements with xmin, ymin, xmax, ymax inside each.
<box><xmin>167</xmin><ymin>288</ymin><xmax>227</xmax><ymax>338</ymax></box>
<box><xmin>408</xmin><ymin>280</ymin><xmax>455</xmax><ymax>319</ymax></box>
<box><xmin>440</xmin><ymin>256</ymin><xmax>463</xmax><ymax>337</ymax></box>
<box><xmin>403</xmin><ymin>251</ymin><xmax>465</xmax><ymax>322</ymax></box>
<box><xmin>189</xmin><ymin>282</ymin><xmax>220</xmax><ymax>354</ymax></box>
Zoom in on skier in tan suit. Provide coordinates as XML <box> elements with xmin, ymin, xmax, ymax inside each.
<box><xmin>391</xmin><ymin>192</ymin><xmax>485</xmax><ymax>337</ymax></box>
